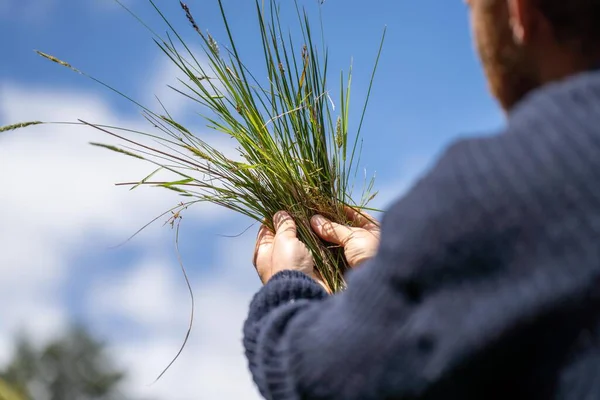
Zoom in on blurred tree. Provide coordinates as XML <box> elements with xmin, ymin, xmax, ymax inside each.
<box><xmin>0</xmin><ymin>326</ymin><xmax>129</xmax><ymax>400</ymax></box>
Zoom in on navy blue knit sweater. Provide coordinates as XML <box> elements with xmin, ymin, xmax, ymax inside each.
<box><xmin>243</xmin><ymin>70</ymin><xmax>600</xmax><ymax>399</ymax></box>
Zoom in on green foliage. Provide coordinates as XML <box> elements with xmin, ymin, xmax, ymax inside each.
<box><xmin>0</xmin><ymin>327</ymin><xmax>128</xmax><ymax>400</ymax></box>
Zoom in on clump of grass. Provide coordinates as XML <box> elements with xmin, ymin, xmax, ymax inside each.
<box><xmin>4</xmin><ymin>0</ymin><xmax>385</xmax><ymax>293</ymax></box>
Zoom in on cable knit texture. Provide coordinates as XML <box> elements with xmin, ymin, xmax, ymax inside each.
<box><xmin>243</xmin><ymin>70</ymin><xmax>600</xmax><ymax>399</ymax></box>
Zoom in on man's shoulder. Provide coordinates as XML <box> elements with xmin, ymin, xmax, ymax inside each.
<box><xmin>380</xmin><ymin>72</ymin><xmax>600</xmax><ymax>257</ymax></box>
<box><xmin>508</xmin><ymin>70</ymin><xmax>600</xmax><ymax>133</ymax></box>
<box><xmin>413</xmin><ymin>70</ymin><xmax>600</xmax><ymax>197</ymax></box>
<box><xmin>445</xmin><ymin>70</ymin><xmax>600</xmax><ymax>159</ymax></box>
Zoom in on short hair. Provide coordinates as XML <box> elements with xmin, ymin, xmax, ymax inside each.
<box><xmin>539</xmin><ymin>0</ymin><xmax>600</xmax><ymax>51</ymax></box>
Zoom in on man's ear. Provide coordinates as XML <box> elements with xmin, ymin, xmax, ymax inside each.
<box><xmin>507</xmin><ymin>0</ymin><xmax>527</xmax><ymax>44</ymax></box>
<box><xmin>508</xmin><ymin>0</ymin><xmax>546</xmax><ymax>45</ymax></box>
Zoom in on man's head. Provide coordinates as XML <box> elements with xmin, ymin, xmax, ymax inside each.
<box><xmin>466</xmin><ymin>0</ymin><xmax>600</xmax><ymax>111</ymax></box>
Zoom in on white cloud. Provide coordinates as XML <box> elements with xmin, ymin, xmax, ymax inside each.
<box><xmin>147</xmin><ymin>59</ymin><xmax>194</xmax><ymax>120</ymax></box>
<box><xmin>0</xmin><ymin>84</ymin><xmax>231</xmax><ymax>234</ymax></box>
<box><xmin>90</xmin><ymin>256</ymin><xmax>191</xmax><ymax>332</ymax></box>
<box><xmin>0</xmin><ymin>83</ymin><xmax>259</xmax><ymax>398</ymax></box>
<box><xmin>89</xmin><ymin>253</ymin><xmax>262</xmax><ymax>400</ymax></box>
<box><xmin>146</xmin><ymin>51</ymin><xmax>228</xmax><ymax>122</ymax></box>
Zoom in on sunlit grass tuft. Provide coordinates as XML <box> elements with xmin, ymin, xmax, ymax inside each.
<box><xmin>2</xmin><ymin>0</ymin><xmax>385</xmax><ymax>293</ymax></box>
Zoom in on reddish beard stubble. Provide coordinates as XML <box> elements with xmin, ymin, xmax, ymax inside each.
<box><xmin>471</xmin><ymin>0</ymin><xmax>541</xmax><ymax>111</ymax></box>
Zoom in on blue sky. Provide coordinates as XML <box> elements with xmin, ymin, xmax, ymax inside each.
<box><xmin>0</xmin><ymin>0</ymin><xmax>505</xmax><ymax>398</ymax></box>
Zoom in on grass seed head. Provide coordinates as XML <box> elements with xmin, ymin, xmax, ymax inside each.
<box><xmin>0</xmin><ymin>121</ymin><xmax>43</xmax><ymax>132</ymax></box>
<box><xmin>207</xmin><ymin>32</ymin><xmax>220</xmax><ymax>55</ymax></box>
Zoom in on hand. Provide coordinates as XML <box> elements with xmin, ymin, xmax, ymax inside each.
<box><xmin>253</xmin><ymin>211</ymin><xmax>328</xmax><ymax>290</ymax></box>
<box><xmin>311</xmin><ymin>206</ymin><xmax>380</xmax><ymax>268</ymax></box>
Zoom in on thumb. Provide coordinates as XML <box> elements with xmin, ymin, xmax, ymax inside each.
<box><xmin>273</xmin><ymin>211</ymin><xmax>297</xmax><ymax>239</ymax></box>
<box><xmin>311</xmin><ymin>215</ymin><xmax>352</xmax><ymax>245</ymax></box>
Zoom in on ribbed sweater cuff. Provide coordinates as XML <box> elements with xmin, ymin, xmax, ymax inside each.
<box><xmin>244</xmin><ymin>271</ymin><xmax>328</xmax><ymax>398</ymax></box>
<box><xmin>249</xmin><ymin>270</ymin><xmax>328</xmax><ymax>321</ymax></box>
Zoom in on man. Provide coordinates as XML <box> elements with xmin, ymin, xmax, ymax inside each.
<box><xmin>243</xmin><ymin>0</ymin><xmax>600</xmax><ymax>398</ymax></box>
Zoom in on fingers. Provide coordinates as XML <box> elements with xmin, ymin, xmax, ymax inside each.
<box><xmin>253</xmin><ymin>224</ymin><xmax>275</xmax><ymax>267</ymax></box>
<box><xmin>344</xmin><ymin>206</ymin><xmax>379</xmax><ymax>229</ymax></box>
<box><xmin>256</xmin><ymin>224</ymin><xmax>276</xmax><ymax>244</ymax></box>
<box><xmin>273</xmin><ymin>211</ymin><xmax>298</xmax><ymax>239</ymax></box>
<box><xmin>253</xmin><ymin>211</ymin><xmax>298</xmax><ymax>269</ymax></box>
<box><xmin>311</xmin><ymin>214</ymin><xmax>353</xmax><ymax>245</ymax></box>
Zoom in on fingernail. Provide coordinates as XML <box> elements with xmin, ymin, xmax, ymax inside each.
<box><xmin>312</xmin><ymin>215</ymin><xmax>325</xmax><ymax>226</ymax></box>
<box><xmin>273</xmin><ymin>211</ymin><xmax>287</xmax><ymax>225</ymax></box>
